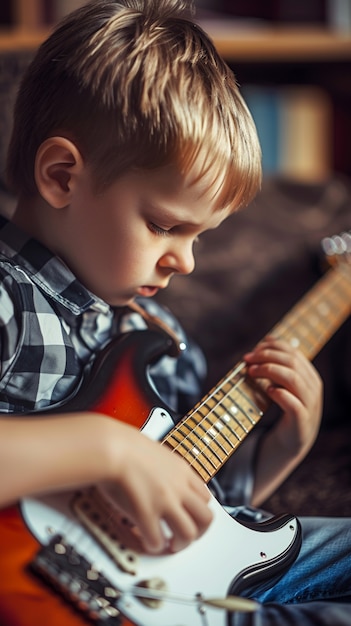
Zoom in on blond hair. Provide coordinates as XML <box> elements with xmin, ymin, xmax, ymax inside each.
<box><xmin>7</xmin><ymin>0</ymin><xmax>261</xmax><ymax>211</ymax></box>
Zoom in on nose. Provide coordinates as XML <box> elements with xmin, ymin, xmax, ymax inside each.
<box><xmin>158</xmin><ymin>240</ymin><xmax>195</xmax><ymax>275</ymax></box>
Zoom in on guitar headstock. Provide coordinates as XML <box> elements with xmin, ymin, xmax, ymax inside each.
<box><xmin>321</xmin><ymin>231</ymin><xmax>351</xmax><ymax>267</ymax></box>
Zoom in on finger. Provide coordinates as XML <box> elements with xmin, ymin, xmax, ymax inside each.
<box><xmin>138</xmin><ymin>515</ymin><xmax>170</xmax><ymax>554</ymax></box>
<box><xmin>247</xmin><ymin>362</ymin><xmax>305</xmax><ymax>398</ymax></box>
<box><xmin>166</xmin><ymin>510</ymin><xmax>199</xmax><ymax>553</ymax></box>
<box><xmin>189</xmin><ymin>473</ymin><xmax>212</xmax><ymax>502</ymax></box>
<box><xmin>123</xmin><ymin>488</ymin><xmax>170</xmax><ymax>555</ymax></box>
<box><xmin>265</xmin><ymin>385</ymin><xmax>304</xmax><ymax>415</ymax></box>
<box><xmin>250</xmin><ymin>338</ymin><xmax>321</xmax><ymax>385</ymax></box>
<box><xmin>184</xmin><ymin>490</ymin><xmax>213</xmax><ymax>535</ymax></box>
<box><xmin>245</xmin><ymin>343</ymin><xmax>316</xmax><ymax>386</ymax></box>
<box><xmin>245</xmin><ymin>342</ymin><xmax>300</xmax><ymax>365</ymax></box>
<box><xmin>133</xmin><ymin>482</ymin><xmax>211</xmax><ymax>555</ymax></box>
<box><xmin>165</xmin><ymin>495</ymin><xmax>213</xmax><ymax>553</ymax></box>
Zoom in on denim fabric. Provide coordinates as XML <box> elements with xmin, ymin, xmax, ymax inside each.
<box><xmin>232</xmin><ymin>517</ymin><xmax>351</xmax><ymax>625</ymax></box>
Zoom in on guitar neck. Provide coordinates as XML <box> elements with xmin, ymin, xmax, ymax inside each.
<box><xmin>270</xmin><ymin>262</ymin><xmax>351</xmax><ymax>360</ymax></box>
<box><xmin>163</xmin><ymin>261</ymin><xmax>351</xmax><ymax>482</ymax></box>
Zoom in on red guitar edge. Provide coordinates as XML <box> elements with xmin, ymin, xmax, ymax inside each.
<box><xmin>0</xmin><ymin>331</ymin><xmax>171</xmax><ymax>626</ymax></box>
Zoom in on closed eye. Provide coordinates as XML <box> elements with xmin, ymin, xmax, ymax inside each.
<box><xmin>148</xmin><ymin>222</ymin><xmax>172</xmax><ymax>236</ymax></box>
<box><xmin>149</xmin><ymin>222</ymin><xmax>201</xmax><ymax>243</ymax></box>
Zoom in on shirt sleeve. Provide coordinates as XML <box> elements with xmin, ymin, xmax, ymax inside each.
<box><xmin>0</xmin><ymin>271</ymin><xmax>21</xmax><ymax>381</ymax></box>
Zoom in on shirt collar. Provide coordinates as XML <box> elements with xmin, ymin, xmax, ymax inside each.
<box><xmin>0</xmin><ymin>215</ymin><xmax>110</xmax><ymax>315</ymax></box>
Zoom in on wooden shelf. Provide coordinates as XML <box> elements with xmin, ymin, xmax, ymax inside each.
<box><xmin>0</xmin><ymin>27</ymin><xmax>50</xmax><ymax>51</ymax></box>
<box><xmin>1</xmin><ymin>23</ymin><xmax>351</xmax><ymax>62</ymax></box>
<box><xmin>0</xmin><ymin>6</ymin><xmax>350</xmax><ymax>179</ymax></box>
<box><xmin>201</xmin><ymin>22</ymin><xmax>351</xmax><ymax>62</ymax></box>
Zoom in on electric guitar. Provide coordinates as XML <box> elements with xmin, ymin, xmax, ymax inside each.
<box><xmin>0</xmin><ymin>234</ymin><xmax>350</xmax><ymax>626</ymax></box>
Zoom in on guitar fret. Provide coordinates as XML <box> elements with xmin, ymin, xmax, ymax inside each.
<box><xmin>271</xmin><ymin>263</ymin><xmax>351</xmax><ymax>360</ymax></box>
<box><xmin>219</xmin><ymin>413</ymin><xmax>243</xmax><ymax>442</ymax></box>
<box><xmin>204</xmin><ymin>424</ymin><xmax>233</xmax><ymax>456</ymax></box>
<box><xmin>239</xmin><ymin>386</ymin><xmax>264</xmax><ymax>421</ymax></box>
<box><xmin>192</xmin><ymin>433</ymin><xmax>225</xmax><ymax>466</ymax></box>
<box><xmin>165</xmin><ymin>432</ymin><xmax>214</xmax><ymax>479</ymax></box>
<box><xmin>169</xmin><ymin>419</ymin><xmax>230</xmax><ymax>473</ymax></box>
<box><xmin>207</xmin><ymin>398</ymin><xmax>246</xmax><ymax>441</ymax></box>
<box><xmin>166</xmin><ymin>431</ymin><xmax>193</xmax><ymax>455</ymax></box>
<box><xmin>224</xmin><ymin>388</ymin><xmax>260</xmax><ymax>429</ymax></box>
<box><xmin>189</xmin><ymin>458</ymin><xmax>214</xmax><ymax>481</ymax></box>
<box><xmin>186</xmin><ymin>414</ymin><xmax>236</xmax><ymax>460</ymax></box>
<box><xmin>294</xmin><ymin>302</ymin><xmax>329</xmax><ymax>340</ymax></box>
<box><xmin>335</xmin><ymin>274</ymin><xmax>351</xmax><ymax>308</ymax></box>
<box><xmin>198</xmin><ymin>395</ymin><xmax>244</xmax><ymax>437</ymax></box>
<box><xmin>227</xmin><ymin>407</ymin><xmax>248</xmax><ymax>434</ymax></box>
<box><xmin>190</xmin><ymin>407</ymin><xmax>236</xmax><ymax>454</ymax></box>
<box><xmin>229</xmin><ymin>389</ymin><xmax>259</xmax><ymax>426</ymax></box>
<box><xmin>211</xmin><ymin>409</ymin><xmax>239</xmax><ymax>448</ymax></box>
<box><xmin>340</xmin><ymin>261</ymin><xmax>351</xmax><ymax>284</ymax></box>
<box><xmin>166</xmin><ymin>406</ymin><xmax>247</xmax><ymax>481</ymax></box>
<box><xmin>278</xmin><ymin>322</ymin><xmax>315</xmax><ymax>352</ymax></box>
<box><xmin>292</xmin><ymin>312</ymin><xmax>323</xmax><ymax>345</ymax></box>
<box><xmin>177</xmin><ymin>424</ymin><xmax>215</xmax><ymax>460</ymax></box>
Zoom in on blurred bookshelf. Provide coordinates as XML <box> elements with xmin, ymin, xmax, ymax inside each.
<box><xmin>240</xmin><ymin>84</ymin><xmax>332</xmax><ymax>181</ymax></box>
<box><xmin>1</xmin><ymin>0</ymin><xmax>351</xmax><ymax>181</ymax></box>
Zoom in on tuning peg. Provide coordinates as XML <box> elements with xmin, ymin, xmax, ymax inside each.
<box><xmin>321</xmin><ymin>236</ymin><xmax>338</xmax><ymax>258</ymax></box>
<box><xmin>340</xmin><ymin>231</ymin><xmax>351</xmax><ymax>253</ymax></box>
<box><xmin>321</xmin><ymin>231</ymin><xmax>351</xmax><ymax>259</ymax></box>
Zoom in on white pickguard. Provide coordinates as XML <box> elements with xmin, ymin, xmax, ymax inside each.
<box><xmin>21</xmin><ymin>408</ymin><xmax>299</xmax><ymax>626</ymax></box>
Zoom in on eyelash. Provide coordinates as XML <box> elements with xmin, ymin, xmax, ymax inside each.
<box><xmin>148</xmin><ymin>222</ymin><xmax>200</xmax><ymax>244</ymax></box>
<box><xmin>149</xmin><ymin>222</ymin><xmax>171</xmax><ymax>237</ymax></box>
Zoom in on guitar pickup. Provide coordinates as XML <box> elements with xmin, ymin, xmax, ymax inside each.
<box><xmin>71</xmin><ymin>488</ymin><xmax>141</xmax><ymax>575</ymax></box>
<box><xmin>30</xmin><ymin>534</ymin><xmax>123</xmax><ymax>625</ymax></box>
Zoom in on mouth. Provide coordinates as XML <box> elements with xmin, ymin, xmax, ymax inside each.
<box><xmin>137</xmin><ymin>286</ymin><xmax>160</xmax><ymax>297</ymax></box>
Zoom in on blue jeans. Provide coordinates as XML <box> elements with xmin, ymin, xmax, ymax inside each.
<box><xmin>232</xmin><ymin>517</ymin><xmax>351</xmax><ymax>625</ymax></box>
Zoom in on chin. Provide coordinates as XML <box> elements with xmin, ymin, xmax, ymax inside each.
<box><xmin>106</xmin><ymin>294</ymin><xmax>135</xmax><ymax>307</ymax></box>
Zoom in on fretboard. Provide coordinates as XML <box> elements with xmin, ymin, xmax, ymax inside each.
<box><xmin>163</xmin><ymin>260</ymin><xmax>351</xmax><ymax>482</ymax></box>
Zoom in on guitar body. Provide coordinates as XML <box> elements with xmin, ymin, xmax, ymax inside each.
<box><xmin>1</xmin><ymin>240</ymin><xmax>351</xmax><ymax>626</ymax></box>
<box><xmin>0</xmin><ymin>331</ymin><xmax>168</xmax><ymax>626</ymax></box>
<box><xmin>0</xmin><ymin>331</ymin><xmax>301</xmax><ymax>626</ymax></box>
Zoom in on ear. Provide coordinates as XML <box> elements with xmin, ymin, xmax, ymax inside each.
<box><xmin>34</xmin><ymin>137</ymin><xmax>84</xmax><ymax>208</ymax></box>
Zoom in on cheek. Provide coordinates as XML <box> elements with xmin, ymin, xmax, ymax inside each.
<box><xmin>101</xmin><ymin>237</ymin><xmax>144</xmax><ymax>281</ymax></box>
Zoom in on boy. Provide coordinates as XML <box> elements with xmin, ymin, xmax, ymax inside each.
<box><xmin>0</xmin><ymin>1</ymin><xmax>350</xmax><ymax>625</ymax></box>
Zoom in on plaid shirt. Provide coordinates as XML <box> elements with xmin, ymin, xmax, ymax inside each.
<box><xmin>0</xmin><ymin>216</ymin><xmax>256</xmax><ymax>507</ymax></box>
<box><xmin>0</xmin><ymin>216</ymin><xmax>206</xmax><ymax>414</ymax></box>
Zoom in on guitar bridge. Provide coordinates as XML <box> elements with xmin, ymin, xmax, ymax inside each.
<box><xmin>72</xmin><ymin>487</ymin><xmax>141</xmax><ymax>575</ymax></box>
<box><xmin>30</xmin><ymin>534</ymin><xmax>123</xmax><ymax>625</ymax></box>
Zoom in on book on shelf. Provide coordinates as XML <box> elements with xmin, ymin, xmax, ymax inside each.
<box><xmin>327</xmin><ymin>0</ymin><xmax>351</xmax><ymax>32</ymax></box>
<box><xmin>241</xmin><ymin>85</ymin><xmax>280</xmax><ymax>176</ymax></box>
<box><xmin>242</xmin><ymin>84</ymin><xmax>332</xmax><ymax>182</ymax></box>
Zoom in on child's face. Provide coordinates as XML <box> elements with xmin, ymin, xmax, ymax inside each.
<box><xmin>52</xmin><ymin>164</ymin><xmax>230</xmax><ymax>306</ymax></box>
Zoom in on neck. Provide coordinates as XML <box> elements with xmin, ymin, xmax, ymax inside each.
<box><xmin>12</xmin><ymin>194</ymin><xmax>57</xmax><ymax>250</ymax></box>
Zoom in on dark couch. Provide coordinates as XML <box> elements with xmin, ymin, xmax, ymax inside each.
<box><xmin>2</xmin><ymin>50</ymin><xmax>351</xmax><ymax>518</ymax></box>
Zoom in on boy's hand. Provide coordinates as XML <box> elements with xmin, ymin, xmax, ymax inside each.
<box><xmin>244</xmin><ymin>336</ymin><xmax>323</xmax><ymax>456</ymax></box>
<box><xmin>103</xmin><ymin>421</ymin><xmax>213</xmax><ymax>555</ymax></box>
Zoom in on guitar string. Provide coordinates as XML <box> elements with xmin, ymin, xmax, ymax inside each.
<box><xmin>163</xmin><ymin>362</ymin><xmax>262</xmax><ymax>479</ymax></box>
<box><xmin>166</xmin><ymin>319</ymin><xmax>310</xmax><ymax>475</ymax></box>
<box><xmin>165</xmin><ymin>267</ymin><xmax>351</xmax><ymax>475</ymax></box>
<box><xmin>48</xmin><ymin>371</ymin><xmax>257</xmax><ymax>587</ymax></box>
<box><xmin>68</xmin><ymin>265</ymin><xmax>351</xmax><ymax>551</ymax></box>
<box><xmin>40</xmin><ymin>261</ymin><xmax>351</xmax><ymax>596</ymax></box>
